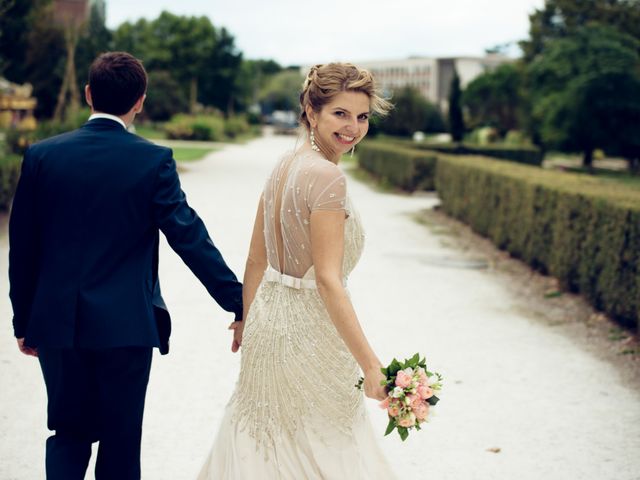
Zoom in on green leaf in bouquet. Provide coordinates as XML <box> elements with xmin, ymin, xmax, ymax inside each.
<box><xmin>409</xmin><ymin>352</ymin><xmax>420</xmax><ymax>366</ymax></box>
<box><xmin>380</xmin><ymin>366</ymin><xmax>388</xmax><ymax>376</ymax></box>
<box><xmin>398</xmin><ymin>426</ymin><xmax>409</xmax><ymax>441</ymax></box>
<box><xmin>388</xmin><ymin>359</ymin><xmax>402</xmax><ymax>377</ymax></box>
<box><xmin>428</xmin><ymin>395</ymin><xmax>440</xmax><ymax>406</ymax></box>
<box><xmin>384</xmin><ymin>417</ymin><xmax>397</xmax><ymax>437</ymax></box>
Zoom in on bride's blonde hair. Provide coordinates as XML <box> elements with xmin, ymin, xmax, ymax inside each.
<box><xmin>299</xmin><ymin>63</ymin><xmax>392</xmax><ymax>130</ymax></box>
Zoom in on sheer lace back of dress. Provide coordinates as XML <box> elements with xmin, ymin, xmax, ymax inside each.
<box><xmin>263</xmin><ymin>149</ymin><xmax>348</xmax><ymax>279</ymax></box>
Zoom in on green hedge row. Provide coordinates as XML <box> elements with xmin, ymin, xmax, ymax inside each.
<box><xmin>390</xmin><ymin>138</ymin><xmax>543</xmax><ymax>166</ymax></box>
<box><xmin>0</xmin><ymin>154</ymin><xmax>22</xmax><ymax>211</ymax></box>
<box><xmin>357</xmin><ymin>142</ymin><xmax>438</xmax><ymax>191</ymax></box>
<box><xmin>435</xmin><ymin>154</ymin><xmax>640</xmax><ymax>329</ymax></box>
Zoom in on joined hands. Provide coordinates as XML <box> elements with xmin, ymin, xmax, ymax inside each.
<box><xmin>228</xmin><ymin>321</ymin><xmax>244</xmax><ymax>353</ymax></box>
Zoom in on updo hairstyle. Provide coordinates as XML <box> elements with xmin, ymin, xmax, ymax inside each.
<box><xmin>299</xmin><ymin>63</ymin><xmax>392</xmax><ymax>130</ymax></box>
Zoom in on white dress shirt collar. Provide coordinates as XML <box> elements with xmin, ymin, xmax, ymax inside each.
<box><xmin>88</xmin><ymin>113</ymin><xmax>127</xmax><ymax>129</ymax></box>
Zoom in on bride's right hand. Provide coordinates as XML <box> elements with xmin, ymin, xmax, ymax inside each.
<box><xmin>363</xmin><ymin>366</ymin><xmax>388</xmax><ymax>401</ymax></box>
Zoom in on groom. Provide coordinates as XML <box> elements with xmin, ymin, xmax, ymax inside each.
<box><xmin>8</xmin><ymin>52</ymin><xmax>243</xmax><ymax>479</ymax></box>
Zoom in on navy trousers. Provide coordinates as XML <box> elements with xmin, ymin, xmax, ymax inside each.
<box><xmin>38</xmin><ymin>346</ymin><xmax>153</xmax><ymax>480</ymax></box>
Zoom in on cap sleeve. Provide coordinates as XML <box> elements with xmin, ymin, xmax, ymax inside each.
<box><xmin>306</xmin><ymin>162</ymin><xmax>347</xmax><ymax>212</ymax></box>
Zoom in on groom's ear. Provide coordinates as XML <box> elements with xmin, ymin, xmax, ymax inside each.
<box><xmin>84</xmin><ymin>85</ymin><xmax>93</xmax><ymax>109</ymax></box>
<box><xmin>133</xmin><ymin>94</ymin><xmax>146</xmax><ymax>114</ymax></box>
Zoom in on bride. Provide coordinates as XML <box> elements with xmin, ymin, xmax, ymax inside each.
<box><xmin>198</xmin><ymin>63</ymin><xmax>396</xmax><ymax>479</ymax></box>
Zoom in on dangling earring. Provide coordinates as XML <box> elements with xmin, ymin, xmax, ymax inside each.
<box><xmin>350</xmin><ymin>145</ymin><xmax>355</xmax><ymax>158</ymax></box>
<box><xmin>310</xmin><ymin>128</ymin><xmax>320</xmax><ymax>152</ymax></box>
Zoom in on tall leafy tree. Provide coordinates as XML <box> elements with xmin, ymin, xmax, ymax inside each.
<box><xmin>198</xmin><ymin>26</ymin><xmax>242</xmax><ymax>113</ymax></box>
<box><xmin>258</xmin><ymin>69</ymin><xmax>304</xmax><ymax>114</ymax></box>
<box><xmin>234</xmin><ymin>59</ymin><xmax>282</xmax><ymax>112</ymax></box>
<box><xmin>113</xmin><ymin>12</ymin><xmax>243</xmax><ymax>114</ymax></box>
<box><xmin>23</xmin><ymin>1</ymin><xmax>65</xmax><ymax>118</ymax></box>
<box><xmin>379</xmin><ymin>86</ymin><xmax>444</xmax><ymax>137</ymax></box>
<box><xmin>144</xmin><ymin>70</ymin><xmax>188</xmax><ymax>121</ymax></box>
<box><xmin>526</xmin><ymin>23</ymin><xmax>640</xmax><ymax>168</ymax></box>
<box><xmin>75</xmin><ymin>2</ymin><xmax>113</xmax><ymax>92</ymax></box>
<box><xmin>462</xmin><ymin>63</ymin><xmax>523</xmax><ymax>137</ymax></box>
<box><xmin>0</xmin><ymin>0</ymin><xmax>43</xmax><ymax>82</ymax></box>
<box><xmin>520</xmin><ymin>0</ymin><xmax>640</xmax><ymax>61</ymax></box>
<box><xmin>448</xmin><ymin>71</ymin><xmax>465</xmax><ymax>142</ymax></box>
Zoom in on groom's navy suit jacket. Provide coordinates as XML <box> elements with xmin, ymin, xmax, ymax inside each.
<box><xmin>9</xmin><ymin>118</ymin><xmax>243</xmax><ymax>354</ymax></box>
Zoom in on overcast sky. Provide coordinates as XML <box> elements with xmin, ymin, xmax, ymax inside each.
<box><xmin>105</xmin><ymin>0</ymin><xmax>545</xmax><ymax>66</ymax></box>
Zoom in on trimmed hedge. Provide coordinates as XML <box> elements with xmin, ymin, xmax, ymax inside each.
<box><xmin>357</xmin><ymin>141</ymin><xmax>438</xmax><ymax>191</ymax></box>
<box><xmin>390</xmin><ymin>138</ymin><xmax>543</xmax><ymax>166</ymax></box>
<box><xmin>0</xmin><ymin>154</ymin><xmax>22</xmax><ymax>211</ymax></box>
<box><xmin>435</xmin><ymin>154</ymin><xmax>640</xmax><ymax>329</ymax></box>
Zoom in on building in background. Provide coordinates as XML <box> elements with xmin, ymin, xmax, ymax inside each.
<box><xmin>302</xmin><ymin>54</ymin><xmax>511</xmax><ymax>112</ymax></box>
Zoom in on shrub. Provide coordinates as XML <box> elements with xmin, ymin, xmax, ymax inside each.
<box><xmin>357</xmin><ymin>141</ymin><xmax>438</xmax><ymax>191</ymax></box>
<box><xmin>435</xmin><ymin>154</ymin><xmax>640</xmax><ymax>329</ymax></box>
<box><xmin>165</xmin><ymin>114</ymin><xmax>225</xmax><ymax>141</ymax></box>
<box><xmin>5</xmin><ymin>129</ymin><xmax>36</xmax><ymax>155</ymax></box>
<box><xmin>0</xmin><ymin>153</ymin><xmax>22</xmax><ymax>211</ymax></box>
<box><xmin>390</xmin><ymin>138</ymin><xmax>543</xmax><ymax>166</ymax></box>
<box><xmin>223</xmin><ymin>116</ymin><xmax>250</xmax><ymax>139</ymax></box>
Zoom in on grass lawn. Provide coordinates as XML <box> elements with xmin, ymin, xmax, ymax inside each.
<box><xmin>172</xmin><ymin>146</ymin><xmax>216</xmax><ymax>162</ymax></box>
<box><xmin>567</xmin><ymin>167</ymin><xmax>640</xmax><ymax>189</ymax></box>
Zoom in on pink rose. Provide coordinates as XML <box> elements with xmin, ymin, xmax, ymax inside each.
<box><xmin>407</xmin><ymin>394</ymin><xmax>422</xmax><ymax>409</ymax></box>
<box><xmin>418</xmin><ymin>385</ymin><xmax>434</xmax><ymax>400</ymax></box>
<box><xmin>397</xmin><ymin>412</ymin><xmax>416</xmax><ymax>428</ymax></box>
<box><xmin>379</xmin><ymin>397</ymin><xmax>391</xmax><ymax>410</ymax></box>
<box><xmin>418</xmin><ymin>372</ymin><xmax>429</xmax><ymax>386</ymax></box>
<box><xmin>395</xmin><ymin>371</ymin><xmax>412</xmax><ymax>389</ymax></box>
<box><xmin>387</xmin><ymin>400</ymin><xmax>400</xmax><ymax>417</ymax></box>
<box><xmin>413</xmin><ymin>402</ymin><xmax>430</xmax><ymax>422</ymax></box>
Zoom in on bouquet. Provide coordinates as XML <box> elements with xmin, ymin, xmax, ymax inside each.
<box><xmin>357</xmin><ymin>353</ymin><xmax>442</xmax><ymax>441</ymax></box>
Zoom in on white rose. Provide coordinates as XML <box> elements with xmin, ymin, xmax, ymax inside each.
<box><xmin>392</xmin><ymin>386</ymin><xmax>404</xmax><ymax>398</ymax></box>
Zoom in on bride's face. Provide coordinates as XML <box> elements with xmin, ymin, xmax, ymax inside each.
<box><xmin>307</xmin><ymin>91</ymin><xmax>370</xmax><ymax>159</ymax></box>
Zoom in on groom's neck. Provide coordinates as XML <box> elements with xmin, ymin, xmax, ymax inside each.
<box><xmin>91</xmin><ymin>109</ymin><xmax>134</xmax><ymax>128</ymax></box>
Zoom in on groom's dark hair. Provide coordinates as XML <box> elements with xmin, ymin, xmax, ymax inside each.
<box><xmin>88</xmin><ymin>52</ymin><xmax>147</xmax><ymax>116</ymax></box>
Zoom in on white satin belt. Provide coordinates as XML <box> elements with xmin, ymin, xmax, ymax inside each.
<box><xmin>263</xmin><ymin>267</ymin><xmax>347</xmax><ymax>290</ymax></box>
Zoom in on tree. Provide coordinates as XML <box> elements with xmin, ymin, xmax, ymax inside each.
<box><xmin>234</xmin><ymin>59</ymin><xmax>282</xmax><ymax>112</ymax></box>
<box><xmin>520</xmin><ymin>0</ymin><xmax>640</xmax><ymax>61</ymax></box>
<box><xmin>0</xmin><ymin>0</ymin><xmax>41</xmax><ymax>82</ymax></box>
<box><xmin>448</xmin><ymin>71</ymin><xmax>465</xmax><ymax>142</ymax></box>
<box><xmin>378</xmin><ymin>86</ymin><xmax>444</xmax><ymax>137</ymax></box>
<box><xmin>113</xmin><ymin>12</ymin><xmax>244</xmax><ymax>114</ymax></box>
<box><xmin>258</xmin><ymin>69</ymin><xmax>304</xmax><ymax>114</ymax></box>
<box><xmin>462</xmin><ymin>63</ymin><xmax>523</xmax><ymax>137</ymax></box>
<box><xmin>23</xmin><ymin>2</ymin><xmax>66</xmax><ymax>118</ymax></box>
<box><xmin>143</xmin><ymin>70</ymin><xmax>188</xmax><ymax>121</ymax></box>
<box><xmin>198</xmin><ymin>26</ymin><xmax>243</xmax><ymax>113</ymax></box>
<box><xmin>75</xmin><ymin>2</ymin><xmax>113</xmax><ymax>92</ymax></box>
<box><xmin>526</xmin><ymin>23</ymin><xmax>640</xmax><ymax>168</ymax></box>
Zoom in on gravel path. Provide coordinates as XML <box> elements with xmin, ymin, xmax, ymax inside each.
<box><xmin>1</xmin><ymin>133</ymin><xmax>639</xmax><ymax>479</ymax></box>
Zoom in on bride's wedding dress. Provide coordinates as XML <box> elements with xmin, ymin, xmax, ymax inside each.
<box><xmin>198</xmin><ymin>149</ymin><xmax>396</xmax><ymax>479</ymax></box>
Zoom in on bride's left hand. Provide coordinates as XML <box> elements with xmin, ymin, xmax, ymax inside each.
<box><xmin>228</xmin><ymin>321</ymin><xmax>244</xmax><ymax>353</ymax></box>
